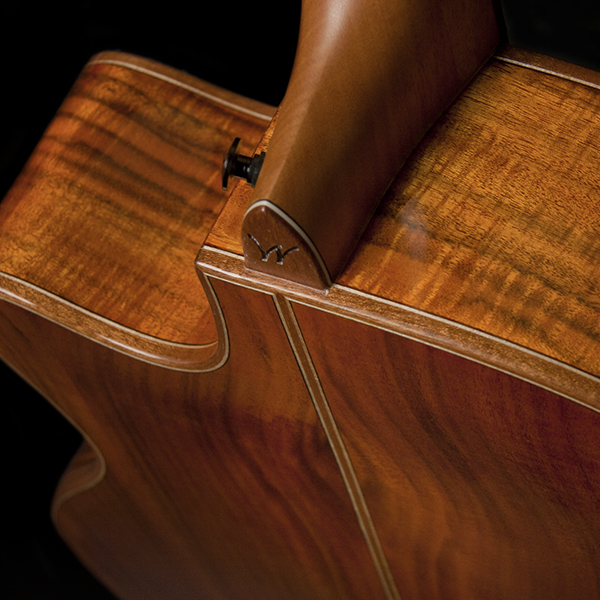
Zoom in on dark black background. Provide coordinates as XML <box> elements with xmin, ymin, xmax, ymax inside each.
<box><xmin>1</xmin><ymin>1</ymin><xmax>599</xmax><ymax>598</ymax></box>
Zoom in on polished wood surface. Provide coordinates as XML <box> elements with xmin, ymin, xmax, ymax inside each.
<box><xmin>0</xmin><ymin>52</ymin><xmax>273</xmax><ymax>346</ymax></box>
<box><xmin>242</xmin><ymin>0</ymin><xmax>500</xmax><ymax>288</ymax></box>
<box><xmin>1</xmin><ymin>24</ymin><xmax>600</xmax><ymax>600</ymax></box>
<box><xmin>294</xmin><ymin>302</ymin><xmax>600</xmax><ymax>600</ymax></box>
<box><xmin>0</xmin><ymin>283</ymin><xmax>388</xmax><ymax>600</ymax></box>
<box><xmin>340</xmin><ymin>46</ymin><xmax>600</xmax><ymax>378</ymax></box>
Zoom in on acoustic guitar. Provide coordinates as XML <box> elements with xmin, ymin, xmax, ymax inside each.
<box><xmin>2</xmin><ymin>1</ymin><xmax>600</xmax><ymax>599</ymax></box>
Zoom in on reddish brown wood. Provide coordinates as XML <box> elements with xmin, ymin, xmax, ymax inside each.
<box><xmin>293</xmin><ymin>302</ymin><xmax>600</xmax><ymax>600</ymax></box>
<box><xmin>242</xmin><ymin>0</ymin><xmax>500</xmax><ymax>288</ymax></box>
<box><xmin>197</xmin><ymin>247</ymin><xmax>600</xmax><ymax>412</ymax></box>
<box><xmin>339</xmin><ymin>55</ymin><xmax>600</xmax><ymax>378</ymax></box>
<box><xmin>243</xmin><ymin>201</ymin><xmax>332</xmax><ymax>289</ymax></box>
<box><xmin>0</xmin><ymin>52</ymin><xmax>274</xmax><ymax>346</ymax></box>
<box><xmin>0</xmin><ymin>283</ymin><xmax>388</xmax><ymax>600</ymax></box>
<box><xmin>211</xmin><ymin>49</ymin><xmax>600</xmax><ymax>385</ymax></box>
<box><xmin>197</xmin><ymin>45</ymin><xmax>600</xmax><ymax>597</ymax></box>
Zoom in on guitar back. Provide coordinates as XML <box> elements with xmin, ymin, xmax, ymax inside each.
<box><xmin>1</xmin><ymin>22</ymin><xmax>600</xmax><ymax>600</ymax></box>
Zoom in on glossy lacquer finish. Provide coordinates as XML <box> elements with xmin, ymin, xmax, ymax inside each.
<box><xmin>0</xmin><ymin>52</ymin><xmax>273</xmax><ymax>348</ymax></box>
<box><xmin>198</xmin><ymin>46</ymin><xmax>600</xmax><ymax>598</ymax></box>
<box><xmin>1</xmin><ymin>35</ymin><xmax>600</xmax><ymax>600</ymax></box>
<box><xmin>209</xmin><ymin>48</ymin><xmax>600</xmax><ymax>399</ymax></box>
<box><xmin>294</xmin><ymin>303</ymin><xmax>600</xmax><ymax>600</ymax></box>
<box><xmin>341</xmin><ymin>47</ymin><xmax>600</xmax><ymax>380</ymax></box>
<box><xmin>0</xmin><ymin>53</ymin><xmax>388</xmax><ymax>600</ymax></box>
<box><xmin>0</xmin><ymin>284</ymin><xmax>386</xmax><ymax>600</ymax></box>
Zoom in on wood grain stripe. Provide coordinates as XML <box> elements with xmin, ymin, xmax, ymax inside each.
<box><xmin>202</xmin><ymin>49</ymin><xmax>600</xmax><ymax>385</ymax></box>
<box><xmin>273</xmin><ymin>294</ymin><xmax>402</xmax><ymax>600</ymax></box>
<box><xmin>0</xmin><ymin>54</ymin><xmax>274</xmax><ymax>345</ymax></box>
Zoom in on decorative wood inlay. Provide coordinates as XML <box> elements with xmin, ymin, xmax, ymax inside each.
<box><xmin>495</xmin><ymin>44</ymin><xmax>600</xmax><ymax>92</ymax></box>
<box><xmin>0</xmin><ymin>270</ymin><xmax>227</xmax><ymax>371</ymax></box>
<box><xmin>274</xmin><ymin>295</ymin><xmax>402</xmax><ymax>600</ymax></box>
<box><xmin>246</xmin><ymin>233</ymin><xmax>299</xmax><ymax>265</ymax></box>
<box><xmin>196</xmin><ymin>246</ymin><xmax>600</xmax><ymax>411</ymax></box>
<box><xmin>2</xmin><ymin>35</ymin><xmax>600</xmax><ymax>600</ymax></box>
<box><xmin>205</xmin><ymin>49</ymin><xmax>600</xmax><ymax>385</ymax></box>
<box><xmin>242</xmin><ymin>200</ymin><xmax>332</xmax><ymax>289</ymax></box>
<box><xmin>89</xmin><ymin>53</ymin><xmax>276</xmax><ymax>122</ymax></box>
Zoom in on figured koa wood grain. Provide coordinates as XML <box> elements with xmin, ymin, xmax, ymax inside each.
<box><xmin>293</xmin><ymin>302</ymin><xmax>600</xmax><ymax>600</ymax></box>
<box><xmin>0</xmin><ymin>52</ymin><xmax>274</xmax><ymax>345</ymax></box>
<box><xmin>340</xmin><ymin>51</ymin><xmax>600</xmax><ymax>378</ymax></box>
<box><xmin>0</xmin><ymin>282</ymin><xmax>389</xmax><ymax>600</ymax></box>
<box><xmin>242</xmin><ymin>0</ymin><xmax>500</xmax><ymax>289</ymax></box>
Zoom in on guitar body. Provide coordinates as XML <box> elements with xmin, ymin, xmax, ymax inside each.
<box><xmin>2</xmin><ymin>8</ymin><xmax>600</xmax><ymax>600</ymax></box>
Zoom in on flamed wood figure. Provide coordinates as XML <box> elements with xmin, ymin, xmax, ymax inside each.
<box><xmin>1</xmin><ymin>1</ymin><xmax>600</xmax><ymax>599</ymax></box>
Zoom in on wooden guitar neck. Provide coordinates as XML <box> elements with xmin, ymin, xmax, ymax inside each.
<box><xmin>242</xmin><ymin>0</ymin><xmax>501</xmax><ymax>289</ymax></box>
